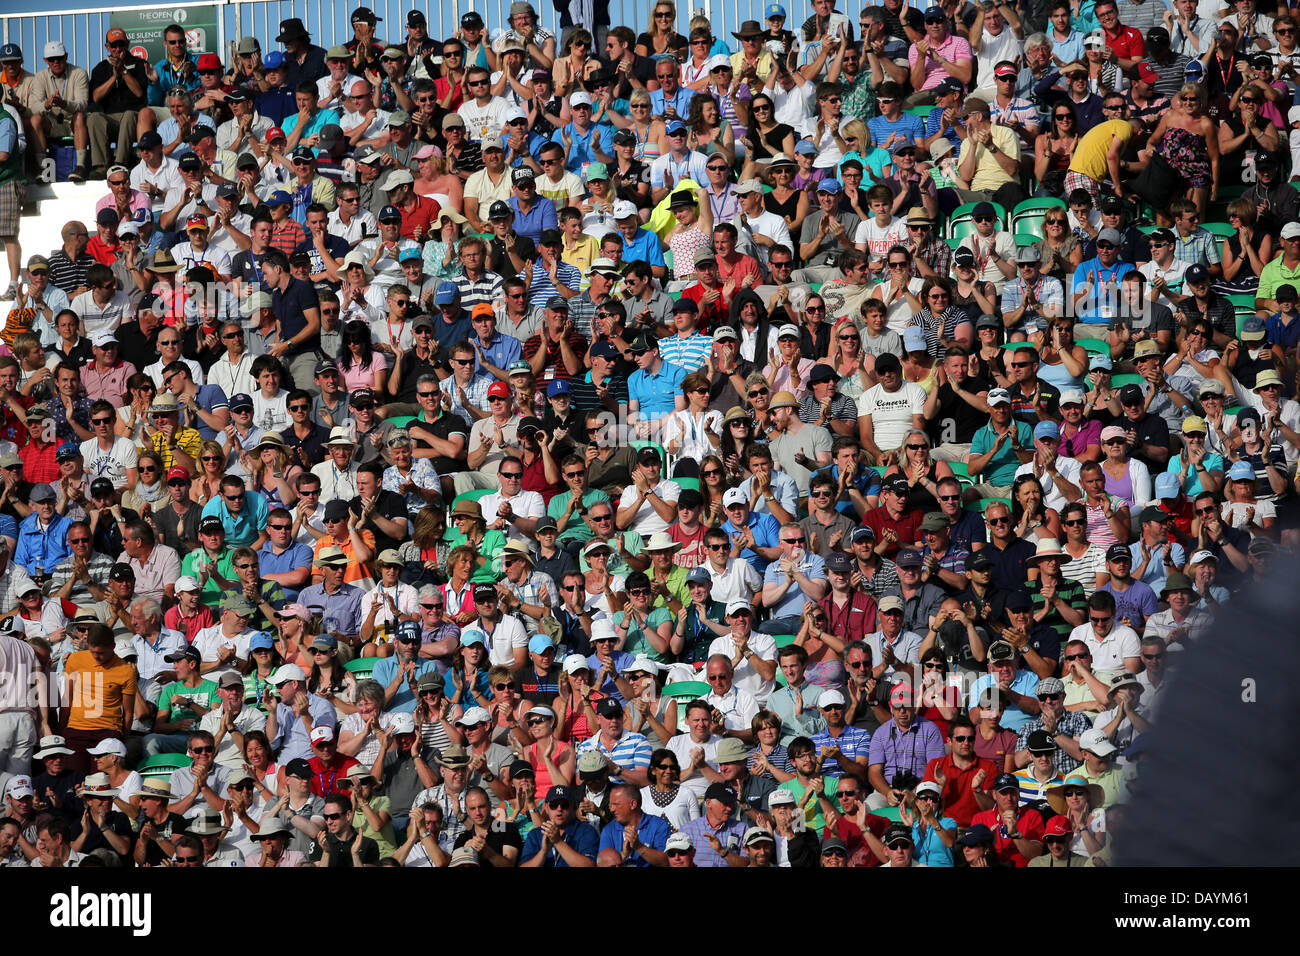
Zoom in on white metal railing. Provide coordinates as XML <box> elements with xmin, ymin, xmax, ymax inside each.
<box><xmin>0</xmin><ymin>0</ymin><xmax>834</xmax><ymax>77</ymax></box>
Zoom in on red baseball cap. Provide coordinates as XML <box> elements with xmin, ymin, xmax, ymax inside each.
<box><xmin>266</xmin><ymin>126</ymin><xmax>286</xmax><ymax>142</ymax></box>
<box><xmin>993</xmin><ymin>61</ymin><xmax>1017</xmax><ymax>78</ymax></box>
<box><xmin>166</xmin><ymin>466</ymin><xmax>190</xmax><ymax>482</ymax></box>
<box><xmin>1044</xmin><ymin>816</ymin><xmax>1071</xmax><ymax>837</ymax></box>
<box><xmin>185</xmin><ymin>214</ymin><xmax>209</xmax><ymax>231</ymax></box>
<box><xmin>196</xmin><ymin>52</ymin><xmax>222</xmax><ymax>71</ymax></box>
<box><xmin>1136</xmin><ymin>63</ymin><xmax>1158</xmax><ymax>85</ymax></box>
<box><xmin>487</xmin><ymin>381</ymin><xmax>511</xmax><ymax>399</ymax></box>
<box><xmin>105</xmin><ymin>28</ymin><xmax>127</xmax><ymax>44</ymax></box>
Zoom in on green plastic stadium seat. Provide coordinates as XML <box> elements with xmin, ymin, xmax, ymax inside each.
<box><xmin>135</xmin><ymin>754</ymin><xmax>193</xmax><ymax>776</ymax></box>
<box><xmin>1076</xmin><ymin>337</ymin><xmax>1108</xmax><ymax>355</ymax></box>
<box><xmin>1010</xmin><ymin>197</ymin><xmax>1065</xmax><ymax>240</ymax></box>
<box><xmin>674</xmin><ymin>476</ymin><xmax>700</xmax><ymax>491</ymax></box>
<box><xmin>1109</xmin><ymin>373</ymin><xmax>1144</xmax><ymax>388</ymax></box>
<box><xmin>345</xmin><ymin>658</ymin><xmax>377</xmax><ymax>679</ymax></box>
<box><xmin>964</xmin><ymin>496</ymin><xmax>1013</xmax><ymax>513</ymax></box>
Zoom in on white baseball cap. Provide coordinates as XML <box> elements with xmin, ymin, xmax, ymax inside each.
<box><xmin>613</xmin><ymin>199</ymin><xmax>638</xmax><ymax>220</ymax></box>
<box><xmin>388</xmin><ymin>713</ymin><xmax>416</xmax><ymax>734</ymax></box>
<box><xmin>1079</xmin><ymin>727</ymin><xmax>1118</xmax><ymax>756</ymax></box>
<box><xmin>269</xmin><ymin>663</ymin><xmax>307</xmax><ymax>685</ymax></box>
<box><xmin>87</xmin><ymin>738</ymin><xmax>128</xmax><ymax>758</ymax></box>
<box><xmin>174</xmin><ymin>575</ymin><xmax>201</xmax><ymax>593</ymax></box>
<box><xmin>456</xmin><ymin>706</ymin><xmax>492</xmax><ymax>725</ymax></box>
<box><xmin>722</xmin><ymin>487</ymin><xmax>748</xmax><ymax>508</ymax></box>
<box><xmin>43</xmin><ymin>41</ymin><xmax>67</xmax><ymax>59</ymax></box>
<box><xmin>562</xmin><ymin>653</ymin><xmax>591</xmax><ymax>674</ymax></box>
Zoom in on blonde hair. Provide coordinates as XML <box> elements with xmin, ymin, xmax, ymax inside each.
<box><xmin>1178</xmin><ymin>82</ymin><xmax>1205</xmax><ymax>113</ymax></box>
<box><xmin>841</xmin><ymin>118</ymin><xmax>870</xmax><ymax>150</ymax></box>
<box><xmin>648</xmin><ymin>1</ymin><xmax>677</xmax><ymax>38</ymax></box>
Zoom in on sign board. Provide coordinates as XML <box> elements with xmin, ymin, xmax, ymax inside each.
<box><xmin>110</xmin><ymin>5</ymin><xmax>218</xmax><ymax>67</ymax></box>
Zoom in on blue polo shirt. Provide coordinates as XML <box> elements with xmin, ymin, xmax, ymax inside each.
<box><xmin>201</xmin><ymin>490</ymin><xmax>270</xmax><ymax>548</ymax></box>
<box><xmin>180</xmin><ymin>384</ymin><xmax>230</xmax><ymax>441</ymax></box>
<box><xmin>597</xmin><ymin>811</ymin><xmax>671</xmax><ymax>866</ymax></box>
<box><xmin>553</xmin><ymin>122</ymin><xmax>615</xmax><ymax>174</ymax></box>
<box><xmin>508</xmin><ymin>194</ymin><xmax>558</xmax><ymax>243</ymax></box>
<box><xmin>721</xmin><ymin>510</ymin><xmax>781</xmax><ymax>572</ymax></box>
<box><xmin>649</xmin><ymin>85</ymin><xmax>694</xmax><ymax>117</ymax></box>
<box><xmin>628</xmin><ymin>359</ymin><xmax>685</xmax><ymax>422</ymax></box>
<box><xmin>1070</xmin><ymin>257</ymin><xmax>1135</xmax><ymax>322</ymax></box>
<box><xmin>14</xmin><ymin>512</ymin><xmax>72</xmax><ymax>577</ymax></box>
<box><xmin>619</xmin><ymin>228</ymin><xmax>667</xmax><ymax>269</ymax></box>
<box><xmin>812</xmin><ymin>462</ymin><xmax>882</xmax><ymax>516</ymax></box>
<box><xmin>521</xmin><ymin>817</ymin><xmax>599</xmax><ymax>866</ymax></box>
<box><xmin>473</xmin><ymin>331</ymin><xmax>523</xmax><ymax>377</ymax></box>
<box><xmin>370</xmin><ymin>656</ymin><xmax>443</xmax><ymax>714</ymax></box>
<box><xmin>256</xmin><ymin>540</ymin><xmax>315</xmax><ymax>601</ymax></box>
<box><xmin>967</xmin><ymin>669</ymin><xmax>1041</xmax><ymax>733</ymax></box>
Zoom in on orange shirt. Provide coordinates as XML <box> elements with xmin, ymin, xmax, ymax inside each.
<box><xmin>312</xmin><ymin>530</ymin><xmax>376</xmax><ymax>586</ymax></box>
<box><xmin>63</xmin><ymin>650</ymin><xmax>137</xmax><ymax>731</ymax></box>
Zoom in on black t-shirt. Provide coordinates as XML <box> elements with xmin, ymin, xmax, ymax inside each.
<box><xmin>272</xmin><ymin>277</ymin><xmax>320</xmax><ymax>356</ymax></box>
<box><xmin>513</xmin><ymin>664</ymin><xmax>562</xmax><ymax>704</ymax></box>
<box><xmin>70</xmin><ymin>810</ymin><xmax>134</xmax><ymax>859</ymax></box>
<box><xmin>1123</xmin><ymin>411</ymin><xmax>1170</xmax><ymax>453</ymax></box>
<box><xmin>138</xmin><ymin>811</ymin><xmax>189</xmax><ymax>866</ymax></box>
<box><xmin>409</xmin><ymin>409</ymin><xmax>467</xmax><ymax>476</ymax></box>
<box><xmin>349</xmin><ymin>489</ymin><xmax>410</xmax><ymax>553</ymax></box>
<box><xmin>395</xmin><ymin>350</ymin><xmax>440</xmax><ymax>405</ymax></box>
<box><xmin>308</xmin><ymin>829</ymin><xmax>381</xmax><ymax>867</ymax></box>
<box><xmin>116</xmin><ymin>321</ymin><xmax>160</xmax><ymax>371</ymax></box>
<box><xmin>488</xmin><ymin>235</ymin><xmax>536</xmax><ymax>277</ymax></box>
<box><xmin>927</xmin><ymin>380</ymin><xmax>990</xmax><ymax>445</ymax></box>
<box><xmin>94</xmin><ymin>506</ymin><xmax>140</xmax><ymax>560</ymax></box>
<box><xmin>89</xmin><ymin>57</ymin><xmax>149</xmax><ymax>112</ymax></box>
<box><xmin>1008</xmin><ymin>381</ymin><xmax>1061</xmax><ymax>426</ymax></box>
<box><xmin>230</xmin><ymin>250</ymin><xmax>269</xmax><ymax>289</ymax></box>
<box><xmin>452</xmin><ymin>822</ymin><xmax>523</xmax><ymax>866</ymax></box>
<box><xmin>284</xmin><ymin>422</ymin><xmax>332</xmax><ymax>470</ymax></box>
<box><xmin>606</xmin><ymin>55</ymin><xmax>659</xmax><ymax>101</ymax></box>
<box><xmin>614</xmin><ymin>159</ymin><xmax>651</xmax><ymax>207</ymax></box>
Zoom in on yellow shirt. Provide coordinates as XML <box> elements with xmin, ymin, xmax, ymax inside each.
<box><xmin>562</xmin><ymin>233</ymin><xmax>600</xmax><ymax>277</ymax></box>
<box><xmin>957</xmin><ymin>124</ymin><xmax>1020</xmax><ymax>192</ymax></box>
<box><xmin>731</xmin><ymin>50</ymin><xmax>775</xmax><ymax>82</ymax></box>
<box><xmin>1068</xmin><ymin>119</ymin><xmax>1134</xmax><ymax>182</ymax></box>
<box><xmin>150</xmin><ymin>426</ymin><xmax>202</xmax><ymax>472</ymax></box>
<box><xmin>64</xmin><ymin>650</ymin><xmax>137</xmax><ymax>731</ymax></box>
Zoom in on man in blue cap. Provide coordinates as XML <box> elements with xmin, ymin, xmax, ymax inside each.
<box><xmin>370</xmin><ymin>619</ymin><xmax>441</xmax><ymax>713</ymax></box>
<box><xmin>429</xmin><ymin>280</ymin><xmax>471</xmax><ymax>352</ymax></box>
<box><xmin>1013</xmin><ymin>419</ymin><xmax>1083</xmax><ymax>511</ymax></box>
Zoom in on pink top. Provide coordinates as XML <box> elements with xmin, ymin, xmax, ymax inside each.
<box><xmin>908</xmin><ymin>34</ymin><xmax>973</xmax><ymax>91</ymax></box>
<box><xmin>337</xmin><ymin>358</ymin><xmax>378</xmax><ymax>392</ymax></box>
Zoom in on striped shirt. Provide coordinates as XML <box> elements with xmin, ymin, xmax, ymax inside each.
<box><xmin>453</xmin><ymin>270</ymin><xmax>504</xmax><ymax>311</ymax></box>
<box><xmin>575</xmin><ymin>731</ymin><xmax>654</xmax><ymax>784</ymax></box>
<box><xmin>524</xmin><ymin>260</ymin><xmax>581</xmax><ymax>313</ymax></box>
<box><xmin>47</xmin><ymin>249</ymin><xmax>94</xmax><ymax>297</ymax></box>
<box><xmin>1026</xmin><ymin>575</ymin><xmax>1088</xmax><ymax>642</ymax></box>
<box><xmin>799</xmin><ymin>393</ymin><xmax>859</xmax><ymax>427</ymax></box>
<box><xmin>569</xmin><ymin>370</ymin><xmax>630</xmax><ymax>412</ymax></box>
<box><xmin>810</xmin><ymin>724</ymin><xmax>872</xmax><ymax>777</ymax></box>
<box><xmin>1011</xmin><ymin>767</ymin><xmax>1065</xmax><ymax>807</ymax></box>
<box><xmin>1015</xmin><ymin>712</ymin><xmax>1092</xmax><ymax>776</ymax></box>
<box><xmin>657</xmin><ymin>332</ymin><xmax>713</xmax><ymax>373</ymax></box>
<box><xmin>858</xmin><ymin>559</ymin><xmax>901</xmax><ymax>600</ymax></box>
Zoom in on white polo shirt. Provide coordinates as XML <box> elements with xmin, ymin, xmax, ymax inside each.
<box><xmin>708</xmin><ymin>632</ymin><xmax>778</xmax><ymax>706</ymax></box>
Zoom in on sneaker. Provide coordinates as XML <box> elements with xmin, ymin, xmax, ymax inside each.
<box><xmin>69</xmin><ymin>165</ymin><xmax>87</xmax><ymax>184</ymax></box>
<box><xmin>0</xmin><ymin>283</ymin><xmax>16</xmax><ymax>301</ymax></box>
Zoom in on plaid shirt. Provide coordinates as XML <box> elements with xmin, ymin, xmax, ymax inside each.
<box><xmin>440</xmin><ymin>372</ymin><xmax>494</xmax><ymax>427</ymax></box>
<box><xmin>680</xmin><ymin>815</ymin><xmax>749</xmax><ymax>866</ymax></box>
<box><xmin>1174</xmin><ymin>227</ymin><xmax>1221</xmax><ymax>269</ymax></box>
<box><xmin>407</xmin><ymin>784</ymin><xmax>468</xmax><ymax>852</ymax></box>
<box><xmin>916</xmin><ymin>235</ymin><xmax>951</xmax><ymax>280</ymax></box>
<box><xmin>1015</xmin><ymin>711</ymin><xmax>1093</xmax><ymax>777</ymax></box>
<box><xmin>502</xmin><ymin>570</ymin><xmax>558</xmax><ymax>637</ymax></box>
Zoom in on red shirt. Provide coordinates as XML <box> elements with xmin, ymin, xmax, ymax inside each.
<box><xmin>923</xmin><ymin>752</ymin><xmax>999</xmax><ymax>827</ymax></box>
<box><xmin>861</xmin><ymin>505</ymin><xmax>923</xmax><ymax>559</ymax></box>
<box><xmin>399</xmin><ymin>195</ymin><xmax>442</xmax><ymax>242</ymax></box>
<box><xmin>819</xmin><ymin>589</ymin><xmax>878</xmax><ymax>644</ymax></box>
<box><xmin>307</xmin><ymin>753</ymin><xmax>359</xmax><ymax>797</ymax></box>
<box><xmin>270</xmin><ymin>219</ymin><xmax>308</xmax><ymax>256</ymax></box>
<box><xmin>1104</xmin><ymin>24</ymin><xmax>1145</xmax><ymax>61</ymax></box>
<box><xmin>970</xmin><ymin>805</ymin><xmax>1046</xmax><ymax>867</ymax></box>
<box><xmin>680</xmin><ymin>282</ymin><xmax>730</xmax><ymax>332</ymax></box>
<box><xmin>668</xmin><ymin>520</ymin><xmax>707</xmax><ymax>567</ymax></box>
<box><xmin>163</xmin><ymin>604</ymin><xmax>215</xmax><ymax>643</ymax></box>
<box><xmin>521</xmin><ymin>450</ymin><xmax>562</xmax><ymax>504</ymax></box>
<box><xmin>1157</xmin><ymin>496</ymin><xmax>1194</xmax><ymax>541</ymax></box>
<box><xmin>0</xmin><ymin>393</ymin><xmax>32</xmax><ymax>448</ymax></box>
<box><xmin>833</xmin><ymin>812</ymin><xmax>891</xmax><ymax>866</ymax></box>
<box><xmin>86</xmin><ymin>236</ymin><xmax>120</xmax><ymax>266</ymax></box>
<box><xmin>19</xmin><ymin>435</ymin><xmax>60</xmax><ymax>484</ymax></box>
